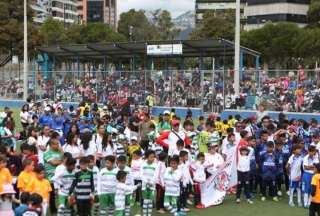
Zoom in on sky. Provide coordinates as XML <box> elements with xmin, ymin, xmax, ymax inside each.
<box><xmin>118</xmin><ymin>0</ymin><xmax>195</xmax><ymax>18</ymax></box>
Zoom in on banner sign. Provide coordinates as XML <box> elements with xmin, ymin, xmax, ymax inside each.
<box><xmin>147</xmin><ymin>44</ymin><xmax>183</xmax><ymax>56</ymax></box>
<box><xmin>200</xmin><ymin>153</ymin><xmax>238</xmax><ymax>207</ymax></box>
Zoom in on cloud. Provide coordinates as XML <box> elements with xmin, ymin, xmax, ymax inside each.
<box><xmin>118</xmin><ymin>0</ymin><xmax>195</xmax><ymax>18</ymax></box>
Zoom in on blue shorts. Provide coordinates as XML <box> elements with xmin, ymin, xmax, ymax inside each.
<box><xmin>302</xmin><ymin>172</ymin><xmax>313</xmax><ymax>194</ymax></box>
<box><xmin>290</xmin><ymin>180</ymin><xmax>301</xmax><ymax>189</ymax></box>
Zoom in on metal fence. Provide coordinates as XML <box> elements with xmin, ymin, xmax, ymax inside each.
<box><xmin>1</xmin><ymin>66</ymin><xmax>320</xmax><ymax>113</ymax></box>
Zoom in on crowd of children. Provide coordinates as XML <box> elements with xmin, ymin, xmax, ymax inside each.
<box><xmin>0</xmin><ymin>101</ymin><xmax>320</xmax><ymax>216</ymax></box>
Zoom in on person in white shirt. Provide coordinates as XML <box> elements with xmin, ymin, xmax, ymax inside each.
<box><xmin>156</xmin><ymin>152</ymin><xmax>167</xmax><ymax>213</ymax></box>
<box><xmin>63</xmin><ymin>134</ymin><xmax>82</xmax><ymax>161</ymax></box>
<box><xmin>163</xmin><ymin>155</ymin><xmax>182</xmax><ymax>216</ymax></box>
<box><xmin>222</xmin><ymin>133</ymin><xmax>237</xmax><ymax>161</ymax></box>
<box><xmin>139</xmin><ymin>150</ymin><xmax>158</xmax><ymax>216</ymax></box>
<box><xmin>131</xmin><ymin>150</ymin><xmax>143</xmax><ymax>205</ymax></box>
<box><xmin>287</xmin><ymin>145</ymin><xmax>303</xmax><ymax>207</ymax></box>
<box><xmin>204</xmin><ymin>143</ymin><xmax>224</xmax><ymax>175</ymax></box>
<box><xmin>93</xmin><ymin>125</ymin><xmax>105</xmax><ymax>160</ymax></box>
<box><xmin>79</xmin><ymin>130</ymin><xmax>97</xmax><ymax>157</ymax></box>
<box><xmin>302</xmin><ymin>145</ymin><xmax>319</xmax><ymax>208</ymax></box>
<box><xmin>178</xmin><ymin>150</ymin><xmax>192</xmax><ymax>212</ymax></box>
<box><xmin>37</xmin><ymin>126</ymin><xmax>51</xmax><ymax>164</ymax></box>
<box><xmin>20</xmin><ymin>104</ymin><xmax>30</xmax><ymax>129</ymax></box>
<box><xmin>236</xmin><ymin>146</ymin><xmax>253</xmax><ymax>204</ymax></box>
<box><xmin>114</xmin><ymin>171</ymin><xmax>139</xmax><ymax>216</ymax></box>
<box><xmin>97</xmin><ymin>155</ymin><xmax>117</xmax><ymax>216</ymax></box>
<box><xmin>190</xmin><ymin>152</ymin><xmax>206</xmax><ymax>209</ymax></box>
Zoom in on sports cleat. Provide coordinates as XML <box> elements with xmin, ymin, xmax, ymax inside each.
<box><xmin>273</xmin><ymin>197</ymin><xmax>279</xmax><ymax>202</ymax></box>
<box><xmin>277</xmin><ymin>191</ymin><xmax>282</xmax><ymax>197</ymax></box>
<box><xmin>247</xmin><ymin>199</ymin><xmax>254</xmax><ymax>204</ymax></box>
<box><xmin>289</xmin><ymin>201</ymin><xmax>295</xmax><ymax>207</ymax></box>
<box><xmin>261</xmin><ymin>196</ymin><xmax>266</xmax><ymax>201</ymax></box>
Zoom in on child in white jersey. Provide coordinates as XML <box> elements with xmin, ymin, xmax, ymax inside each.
<box><xmin>190</xmin><ymin>152</ymin><xmax>206</xmax><ymax>209</ymax></box>
<box><xmin>115</xmin><ymin>155</ymin><xmax>134</xmax><ymax>216</ymax></box>
<box><xmin>140</xmin><ymin>150</ymin><xmax>158</xmax><ymax>216</ymax></box>
<box><xmin>164</xmin><ymin>155</ymin><xmax>183</xmax><ymax>216</ymax></box>
<box><xmin>287</xmin><ymin>145</ymin><xmax>303</xmax><ymax>207</ymax></box>
<box><xmin>55</xmin><ymin>157</ymin><xmax>76</xmax><ymax>216</ymax></box>
<box><xmin>302</xmin><ymin>145</ymin><xmax>319</xmax><ymax>208</ymax></box>
<box><xmin>131</xmin><ymin>150</ymin><xmax>143</xmax><ymax>205</ymax></box>
<box><xmin>114</xmin><ymin>171</ymin><xmax>139</xmax><ymax>216</ymax></box>
<box><xmin>98</xmin><ymin>155</ymin><xmax>117</xmax><ymax>216</ymax></box>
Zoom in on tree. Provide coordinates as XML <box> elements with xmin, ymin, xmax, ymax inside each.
<box><xmin>118</xmin><ymin>9</ymin><xmax>157</xmax><ymax>41</ymax></box>
<box><xmin>241</xmin><ymin>22</ymin><xmax>302</xmax><ymax>67</ymax></box>
<box><xmin>307</xmin><ymin>0</ymin><xmax>320</xmax><ymax>28</ymax></box>
<box><xmin>152</xmin><ymin>9</ymin><xmax>179</xmax><ymax>40</ymax></box>
<box><xmin>39</xmin><ymin>18</ymin><xmax>66</xmax><ymax>46</ymax></box>
<box><xmin>191</xmin><ymin>10</ymin><xmax>235</xmax><ymax>40</ymax></box>
<box><xmin>0</xmin><ymin>0</ymin><xmax>35</xmax><ymax>56</ymax></box>
<box><xmin>83</xmin><ymin>23</ymin><xmax>126</xmax><ymax>43</ymax></box>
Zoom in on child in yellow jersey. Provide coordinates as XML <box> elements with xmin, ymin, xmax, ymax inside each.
<box><xmin>27</xmin><ymin>164</ymin><xmax>52</xmax><ymax>216</ymax></box>
<box><xmin>227</xmin><ymin>115</ymin><xmax>236</xmax><ymax>128</ymax></box>
<box><xmin>0</xmin><ymin>155</ymin><xmax>12</xmax><ymax>193</ymax></box>
<box><xmin>221</xmin><ymin>120</ymin><xmax>230</xmax><ymax>138</ymax></box>
<box><xmin>310</xmin><ymin>163</ymin><xmax>320</xmax><ymax>215</ymax></box>
<box><xmin>127</xmin><ymin>137</ymin><xmax>142</xmax><ymax>164</ymax></box>
<box><xmin>215</xmin><ymin>117</ymin><xmax>223</xmax><ymax>135</ymax></box>
<box><xmin>17</xmin><ymin>159</ymin><xmax>35</xmax><ymax>192</ymax></box>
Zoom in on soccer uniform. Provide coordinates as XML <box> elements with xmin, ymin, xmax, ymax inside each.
<box><xmin>114</xmin><ymin>182</ymin><xmax>138</xmax><ymax>216</ymax></box>
<box><xmin>140</xmin><ymin>161</ymin><xmax>158</xmax><ymax>216</ymax></box>
<box><xmin>98</xmin><ymin>168</ymin><xmax>117</xmax><ymax>216</ymax></box>
<box><xmin>69</xmin><ymin>170</ymin><xmax>95</xmax><ymax>216</ymax></box>
<box><xmin>288</xmin><ymin>154</ymin><xmax>303</xmax><ymax>206</ymax></box>
<box><xmin>115</xmin><ymin>166</ymin><xmax>134</xmax><ymax>216</ymax></box>
<box><xmin>89</xmin><ymin>166</ymin><xmax>99</xmax><ymax>216</ymax></box>
<box><xmin>43</xmin><ymin>149</ymin><xmax>62</xmax><ymax>182</ymax></box>
<box><xmin>310</xmin><ymin>174</ymin><xmax>320</xmax><ymax>215</ymax></box>
<box><xmin>26</xmin><ymin>177</ymin><xmax>52</xmax><ymax>216</ymax></box>
<box><xmin>275</xmin><ymin>149</ymin><xmax>285</xmax><ymax>193</ymax></box>
<box><xmin>163</xmin><ymin>167</ymin><xmax>182</xmax><ymax>216</ymax></box>
<box><xmin>260</xmin><ymin>152</ymin><xmax>277</xmax><ymax>198</ymax></box>
<box><xmin>302</xmin><ymin>154</ymin><xmax>319</xmax><ymax>207</ymax></box>
<box><xmin>17</xmin><ymin>171</ymin><xmax>36</xmax><ymax>192</ymax></box>
<box><xmin>55</xmin><ymin>169</ymin><xmax>75</xmax><ymax>216</ymax></box>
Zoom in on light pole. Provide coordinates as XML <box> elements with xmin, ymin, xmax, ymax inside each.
<box><xmin>234</xmin><ymin>0</ymin><xmax>240</xmax><ymax>96</ymax></box>
<box><xmin>23</xmin><ymin>0</ymin><xmax>28</xmax><ymax>101</ymax></box>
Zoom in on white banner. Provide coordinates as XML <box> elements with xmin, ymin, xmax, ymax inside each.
<box><xmin>200</xmin><ymin>155</ymin><xmax>238</xmax><ymax>207</ymax></box>
<box><xmin>147</xmin><ymin>44</ymin><xmax>183</xmax><ymax>56</ymax></box>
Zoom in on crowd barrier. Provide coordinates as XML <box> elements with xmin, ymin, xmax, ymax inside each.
<box><xmin>1</xmin><ymin>99</ymin><xmax>320</xmax><ymax>122</ymax></box>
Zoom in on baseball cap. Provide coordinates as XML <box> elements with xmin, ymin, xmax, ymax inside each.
<box><xmin>131</xmin><ymin>136</ymin><xmax>138</xmax><ymax>141</ymax></box>
<box><xmin>163</xmin><ymin>110</ymin><xmax>170</xmax><ymax>115</ymax></box>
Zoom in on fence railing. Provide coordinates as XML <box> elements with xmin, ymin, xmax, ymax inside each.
<box><xmin>0</xmin><ymin>68</ymin><xmax>319</xmax><ymax>113</ymax></box>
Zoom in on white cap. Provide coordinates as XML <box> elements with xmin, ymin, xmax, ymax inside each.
<box><xmin>44</xmin><ymin>106</ymin><xmax>51</xmax><ymax>112</ymax></box>
<box><xmin>163</xmin><ymin>110</ymin><xmax>170</xmax><ymax>115</ymax></box>
<box><xmin>131</xmin><ymin>136</ymin><xmax>138</xmax><ymax>141</ymax></box>
<box><xmin>111</xmin><ymin>128</ymin><xmax>118</xmax><ymax>134</ymax></box>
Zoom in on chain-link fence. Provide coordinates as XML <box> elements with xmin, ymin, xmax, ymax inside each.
<box><xmin>1</xmin><ymin>65</ymin><xmax>320</xmax><ymax>113</ymax></box>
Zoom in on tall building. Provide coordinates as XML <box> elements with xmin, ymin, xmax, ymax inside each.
<box><xmin>51</xmin><ymin>0</ymin><xmax>79</xmax><ymax>24</ymax></box>
<box><xmin>195</xmin><ymin>0</ymin><xmax>246</xmax><ymax>24</ymax></box>
<box><xmin>77</xmin><ymin>0</ymin><xmax>87</xmax><ymax>24</ymax></box>
<box><xmin>79</xmin><ymin>0</ymin><xmax>117</xmax><ymax>29</ymax></box>
<box><xmin>244</xmin><ymin>0</ymin><xmax>310</xmax><ymax>30</ymax></box>
<box><xmin>30</xmin><ymin>0</ymin><xmax>50</xmax><ymax>24</ymax></box>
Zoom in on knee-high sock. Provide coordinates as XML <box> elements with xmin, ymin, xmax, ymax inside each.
<box><xmin>297</xmin><ymin>188</ymin><xmax>302</xmax><ymax>205</ymax></box>
<box><xmin>303</xmin><ymin>193</ymin><xmax>309</xmax><ymax>207</ymax></box>
<box><xmin>143</xmin><ymin>199</ymin><xmax>149</xmax><ymax>216</ymax></box>
<box><xmin>147</xmin><ymin>199</ymin><xmax>153</xmax><ymax>216</ymax></box>
<box><xmin>108</xmin><ymin>207</ymin><xmax>114</xmax><ymax>216</ymax></box>
<box><xmin>289</xmin><ymin>189</ymin><xmax>294</xmax><ymax>203</ymax></box>
<box><xmin>125</xmin><ymin>205</ymin><xmax>131</xmax><ymax>216</ymax></box>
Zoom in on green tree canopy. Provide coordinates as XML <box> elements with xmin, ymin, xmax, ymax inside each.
<box><xmin>118</xmin><ymin>9</ymin><xmax>157</xmax><ymax>41</ymax></box>
<box><xmin>191</xmin><ymin>10</ymin><xmax>235</xmax><ymax>40</ymax></box>
<box><xmin>307</xmin><ymin>0</ymin><xmax>320</xmax><ymax>28</ymax></box>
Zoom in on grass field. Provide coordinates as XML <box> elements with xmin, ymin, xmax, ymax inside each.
<box><xmin>130</xmin><ymin>195</ymin><xmax>307</xmax><ymax>216</ymax></box>
<box><xmin>8</xmin><ymin>107</ymin><xmax>308</xmax><ymax>216</ymax></box>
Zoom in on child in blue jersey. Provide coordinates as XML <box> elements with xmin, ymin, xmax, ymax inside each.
<box><xmin>302</xmin><ymin>145</ymin><xmax>319</xmax><ymax>208</ymax></box>
<box><xmin>260</xmin><ymin>141</ymin><xmax>279</xmax><ymax>201</ymax></box>
<box><xmin>287</xmin><ymin>144</ymin><xmax>303</xmax><ymax>207</ymax></box>
<box><xmin>275</xmin><ymin>141</ymin><xmax>285</xmax><ymax>197</ymax></box>
<box><xmin>247</xmin><ymin>136</ymin><xmax>257</xmax><ymax>195</ymax></box>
